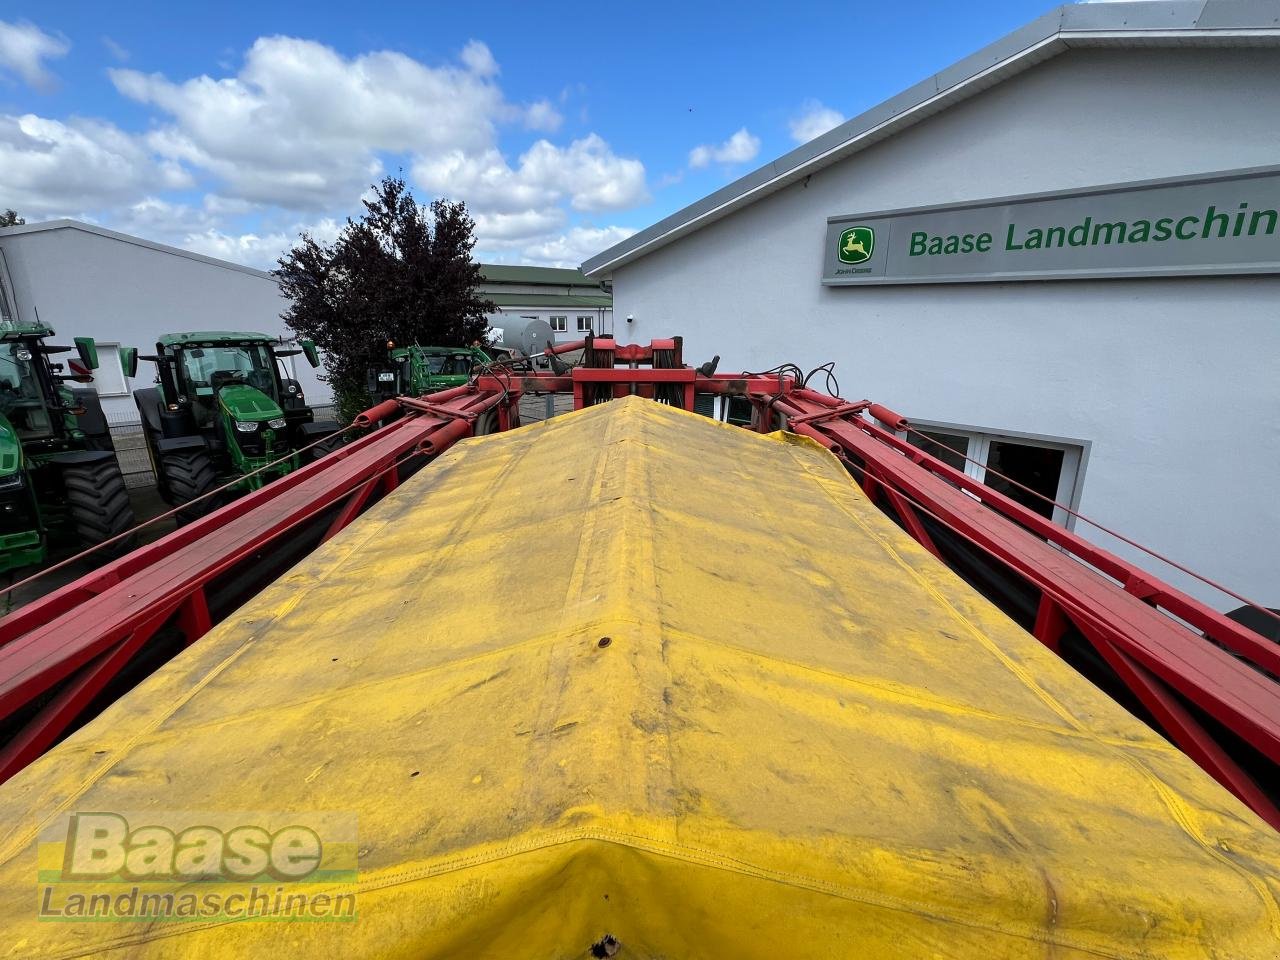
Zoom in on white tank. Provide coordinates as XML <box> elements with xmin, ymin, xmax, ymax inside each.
<box><xmin>489</xmin><ymin>318</ymin><xmax>556</xmax><ymax>358</ymax></box>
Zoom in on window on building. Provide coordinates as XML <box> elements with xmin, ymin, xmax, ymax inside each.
<box><xmin>907</xmin><ymin>429</ymin><xmax>970</xmax><ymax>475</ymax></box>
<box><xmin>906</xmin><ymin>423</ymin><xmax>1086</xmax><ymax>527</ymax></box>
<box><xmin>88</xmin><ymin>341</ymin><xmax>129</xmax><ymax>397</ymax></box>
<box><xmin>576</xmin><ymin>315</ymin><xmax>593</xmax><ymax>333</ymax></box>
<box><xmin>549</xmin><ymin>316</ymin><xmax>567</xmax><ymax>332</ymax></box>
<box><xmin>693</xmin><ymin>395</ymin><xmax>756</xmax><ymax>428</ymax></box>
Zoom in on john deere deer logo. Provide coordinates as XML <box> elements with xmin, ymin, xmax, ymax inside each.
<box><xmin>838</xmin><ymin>226</ymin><xmax>875</xmax><ymax>265</ymax></box>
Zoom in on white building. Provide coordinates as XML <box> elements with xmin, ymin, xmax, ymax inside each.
<box><xmin>582</xmin><ymin>1</ymin><xmax>1280</xmax><ymax>611</ymax></box>
<box><xmin>0</xmin><ymin>219</ymin><xmax>331</xmax><ymax>422</ymax></box>
<box><xmin>478</xmin><ymin>265</ymin><xmax>613</xmax><ymax>343</ymax></box>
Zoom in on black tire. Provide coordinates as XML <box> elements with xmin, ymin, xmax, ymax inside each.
<box><xmin>160</xmin><ymin>450</ymin><xmax>219</xmax><ymax>523</ymax></box>
<box><xmin>62</xmin><ymin>458</ymin><xmax>136</xmax><ymax>557</ymax></box>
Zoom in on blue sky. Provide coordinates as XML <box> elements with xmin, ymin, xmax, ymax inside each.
<box><xmin>1</xmin><ymin>0</ymin><xmax>1064</xmax><ymax>268</ymax></box>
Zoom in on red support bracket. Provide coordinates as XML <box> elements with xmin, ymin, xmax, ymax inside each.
<box><xmin>881</xmin><ymin>482</ymin><xmax>942</xmax><ymax>561</ymax></box>
<box><xmin>382</xmin><ymin>464</ymin><xmax>400</xmax><ymax>494</ymax></box>
<box><xmin>1033</xmin><ymin>594</ymin><xmax>1069</xmax><ymax>654</ymax></box>
<box><xmin>177</xmin><ymin>589</ymin><xmax>212</xmax><ymax>646</ymax></box>
<box><xmin>322</xmin><ymin>475</ymin><xmax>382</xmax><ymax>544</ymax></box>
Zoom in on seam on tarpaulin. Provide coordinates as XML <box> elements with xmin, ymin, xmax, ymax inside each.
<box><xmin>787</xmin><ymin>443</ymin><xmax>1280</xmax><ymax>937</ymax></box>
<box><xmin>506</xmin><ymin>403</ymin><xmax>628</xmax><ymax>847</ymax></box>
<box><xmin>635</xmin><ymin>410</ymin><xmax>683</xmax><ymax>849</ymax></box>
<box><xmin>29</xmin><ymin>826</ymin><xmax>1176</xmax><ymax>960</ymax></box>
<box><xmin>1112</xmin><ymin>747</ymin><xmax>1280</xmax><ymax>938</ymax></box>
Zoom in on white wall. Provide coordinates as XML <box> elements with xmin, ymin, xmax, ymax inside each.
<box><xmin>610</xmin><ymin>48</ymin><xmax>1280</xmax><ymax>610</ymax></box>
<box><xmin>0</xmin><ymin>225</ymin><xmax>333</xmax><ymax>420</ymax></box>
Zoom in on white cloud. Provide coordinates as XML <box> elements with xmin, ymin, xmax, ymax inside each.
<box><xmin>459</xmin><ymin>40</ymin><xmax>498</xmax><ymax>78</ymax></box>
<box><xmin>414</xmin><ymin>148</ymin><xmax>556</xmax><ymax>214</ymax></box>
<box><xmin>414</xmin><ymin>133</ymin><xmax>647</xmax><ymax>232</ymax></box>
<box><xmin>101</xmin><ymin>36</ymin><xmax>130</xmax><ymax>62</ymax></box>
<box><xmin>514</xmin><ymin>225</ymin><xmax>636</xmax><ymax>267</ymax></box>
<box><xmin>688</xmin><ymin>127</ymin><xmax>760</xmax><ymax>169</ymax></box>
<box><xmin>111</xmin><ymin>36</ymin><xmax>507</xmax><ymax>210</ymax></box>
<box><xmin>472</xmin><ymin>208</ymin><xmax>566</xmax><ymax>241</ymax></box>
<box><xmin>0</xmin><ymin>113</ymin><xmax>192</xmax><ymax>216</ymax></box>
<box><xmin>789</xmin><ymin>100</ymin><xmax>844</xmax><ymax>143</ymax></box>
<box><xmin>0</xmin><ymin>20</ymin><xmax>69</xmax><ymax>92</ymax></box>
<box><xmin>56</xmin><ymin>194</ymin><xmax>341</xmax><ymax>271</ymax></box>
<box><xmin>524</xmin><ymin>98</ymin><xmax>563</xmax><ymax>133</ymax></box>
<box><xmin>519</xmin><ymin>135</ymin><xmax>647</xmax><ymax>212</ymax></box>
<box><xmin>180</xmin><ymin>228</ymin><xmax>295</xmax><ymax>269</ymax></box>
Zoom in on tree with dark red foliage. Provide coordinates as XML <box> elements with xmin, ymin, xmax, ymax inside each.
<box><xmin>275</xmin><ymin>176</ymin><xmax>492</xmax><ymax>422</ymax></box>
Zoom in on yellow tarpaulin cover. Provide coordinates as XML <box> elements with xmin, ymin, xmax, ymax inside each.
<box><xmin>1</xmin><ymin>396</ymin><xmax>1278</xmax><ymax>958</ymax></box>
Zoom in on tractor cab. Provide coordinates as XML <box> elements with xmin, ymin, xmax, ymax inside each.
<box><xmin>368</xmin><ymin>343</ymin><xmax>492</xmax><ymax>402</ymax></box>
<box><xmin>0</xmin><ymin>334</ymin><xmax>59</xmax><ymax>440</ymax></box>
<box><xmin>0</xmin><ymin>324</ymin><xmax>103</xmax><ymax>445</ymax></box>
<box><xmin>129</xmin><ymin>331</ymin><xmax>336</xmax><ymax>517</ymax></box>
<box><xmin>171</xmin><ymin>338</ymin><xmax>283</xmax><ymax>429</ymax></box>
<box><xmin>0</xmin><ymin>322</ymin><xmax>133</xmax><ymax>573</ymax></box>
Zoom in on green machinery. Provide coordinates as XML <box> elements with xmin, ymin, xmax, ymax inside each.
<box><xmin>368</xmin><ymin>344</ymin><xmax>494</xmax><ymax>401</ymax></box>
<box><xmin>0</xmin><ymin>321</ymin><xmax>135</xmax><ymax>573</ymax></box>
<box><xmin>127</xmin><ymin>332</ymin><xmax>338</xmax><ymax>518</ymax></box>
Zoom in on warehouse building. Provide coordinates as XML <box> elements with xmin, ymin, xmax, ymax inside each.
<box><xmin>478</xmin><ymin>264</ymin><xmax>613</xmax><ymax>343</ymax></box>
<box><xmin>583</xmin><ymin>1</ymin><xmax>1280</xmax><ymax>611</ymax></box>
<box><xmin>0</xmin><ymin>219</ymin><xmax>330</xmax><ymax>422</ymax></box>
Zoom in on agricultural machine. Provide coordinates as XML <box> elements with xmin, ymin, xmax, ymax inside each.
<box><xmin>0</xmin><ymin>321</ymin><xmax>133</xmax><ymax>574</ymax></box>
<box><xmin>127</xmin><ymin>331</ymin><xmax>339</xmax><ymax>517</ymax></box>
<box><xmin>368</xmin><ymin>343</ymin><xmax>494</xmax><ymax>402</ymax></box>
<box><xmin>367</xmin><ymin>319</ymin><xmax>559</xmax><ymax>406</ymax></box>
<box><xmin>1</xmin><ymin>334</ymin><xmax>1279</xmax><ymax>956</ymax></box>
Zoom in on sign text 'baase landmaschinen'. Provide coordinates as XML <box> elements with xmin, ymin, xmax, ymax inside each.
<box><xmin>822</xmin><ymin>166</ymin><xmax>1280</xmax><ymax>285</ymax></box>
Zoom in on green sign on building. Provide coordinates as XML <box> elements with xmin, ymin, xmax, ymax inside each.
<box><xmin>823</xmin><ymin>166</ymin><xmax>1280</xmax><ymax>285</ymax></box>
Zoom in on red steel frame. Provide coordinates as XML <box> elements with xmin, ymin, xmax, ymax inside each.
<box><xmin>1</xmin><ymin>335</ymin><xmax>1277</xmax><ymax>831</ymax></box>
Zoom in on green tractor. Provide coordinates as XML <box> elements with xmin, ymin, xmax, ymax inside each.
<box><xmin>368</xmin><ymin>343</ymin><xmax>495</xmax><ymax>402</ymax></box>
<box><xmin>0</xmin><ymin>321</ymin><xmax>135</xmax><ymax>574</ymax></box>
<box><xmin>127</xmin><ymin>332</ymin><xmax>338</xmax><ymax>518</ymax></box>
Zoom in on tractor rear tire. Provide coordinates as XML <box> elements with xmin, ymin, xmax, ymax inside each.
<box><xmin>63</xmin><ymin>458</ymin><xmax>136</xmax><ymax>557</ymax></box>
<box><xmin>161</xmin><ymin>450</ymin><xmax>219</xmax><ymax>523</ymax></box>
